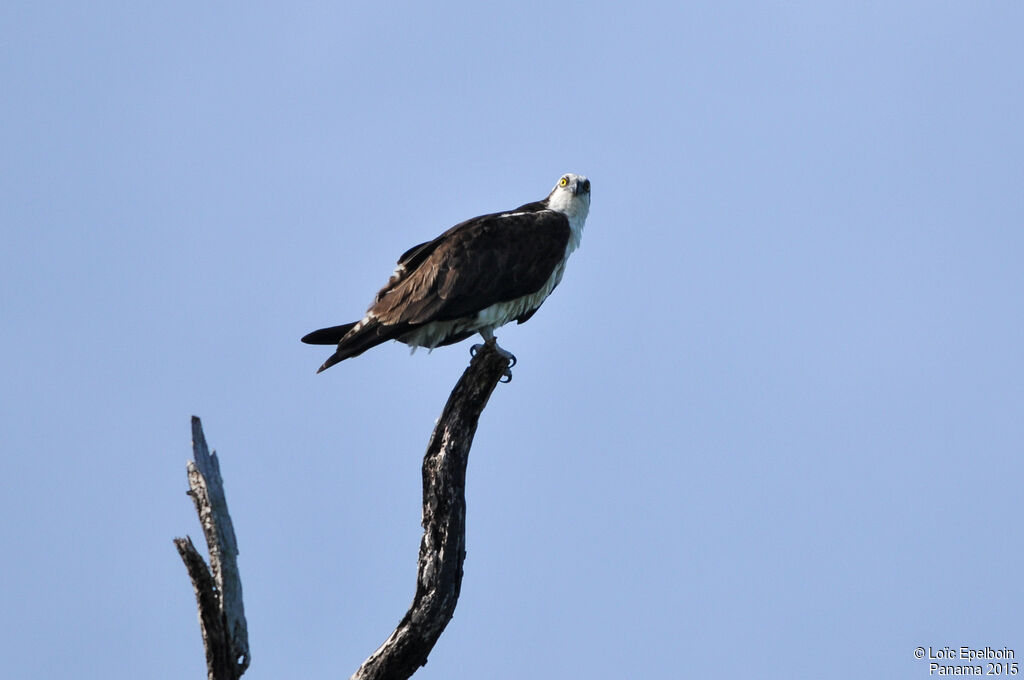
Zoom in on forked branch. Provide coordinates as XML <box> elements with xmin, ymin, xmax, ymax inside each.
<box><xmin>175</xmin><ymin>416</ymin><xmax>250</xmax><ymax>680</ymax></box>
<box><xmin>176</xmin><ymin>343</ymin><xmax>511</xmax><ymax>680</ymax></box>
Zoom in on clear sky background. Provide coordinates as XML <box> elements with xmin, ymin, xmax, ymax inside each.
<box><xmin>2</xmin><ymin>2</ymin><xmax>1022</xmax><ymax>679</ymax></box>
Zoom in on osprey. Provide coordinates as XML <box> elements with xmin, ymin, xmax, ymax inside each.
<box><xmin>302</xmin><ymin>173</ymin><xmax>591</xmax><ymax>373</ymax></box>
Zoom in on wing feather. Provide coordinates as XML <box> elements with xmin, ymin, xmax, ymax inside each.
<box><xmin>371</xmin><ymin>210</ymin><xmax>570</xmax><ymax>326</ymax></box>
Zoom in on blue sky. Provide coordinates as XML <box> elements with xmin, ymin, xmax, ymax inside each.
<box><xmin>2</xmin><ymin>2</ymin><xmax>1022</xmax><ymax>678</ymax></box>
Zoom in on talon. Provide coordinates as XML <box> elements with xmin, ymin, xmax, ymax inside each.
<box><xmin>470</xmin><ymin>343</ymin><xmax>483</xmax><ymax>357</ymax></box>
<box><xmin>507</xmin><ymin>353</ymin><xmax>517</xmax><ymax>368</ymax></box>
<box><xmin>499</xmin><ymin>368</ymin><xmax>513</xmax><ymax>383</ymax></box>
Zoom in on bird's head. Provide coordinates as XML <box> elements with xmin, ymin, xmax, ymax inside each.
<box><xmin>546</xmin><ymin>172</ymin><xmax>591</xmax><ymax>220</ymax></box>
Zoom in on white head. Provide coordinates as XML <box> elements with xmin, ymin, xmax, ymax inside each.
<box><xmin>545</xmin><ymin>173</ymin><xmax>591</xmax><ymax>222</ymax></box>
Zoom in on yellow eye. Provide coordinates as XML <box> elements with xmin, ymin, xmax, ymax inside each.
<box><xmin>559</xmin><ymin>177</ymin><xmax>568</xmax><ymax>187</ymax></box>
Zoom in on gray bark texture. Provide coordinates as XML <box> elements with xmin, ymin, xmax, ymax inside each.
<box><xmin>175</xmin><ymin>343</ymin><xmax>511</xmax><ymax>680</ymax></box>
<box><xmin>175</xmin><ymin>416</ymin><xmax>250</xmax><ymax>680</ymax></box>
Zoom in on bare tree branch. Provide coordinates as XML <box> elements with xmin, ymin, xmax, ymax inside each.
<box><xmin>175</xmin><ymin>416</ymin><xmax>250</xmax><ymax>680</ymax></box>
<box><xmin>350</xmin><ymin>343</ymin><xmax>512</xmax><ymax>680</ymax></box>
<box><xmin>175</xmin><ymin>344</ymin><xmax>510</xmax><ymax>680</ymax></box>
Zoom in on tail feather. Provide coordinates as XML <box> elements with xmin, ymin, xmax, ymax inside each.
<box><xmin>301</xmin><ymin>322</ymin><xmax>358</xmax><ymax>345</ymax></box>
<box><xmin>313</xmin><ymin>319</ymin><xmax>403</xmax><ymax>373</ymax></box>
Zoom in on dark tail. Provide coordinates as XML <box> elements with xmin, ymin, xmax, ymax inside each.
<box><xmin>301</xmin><ymin>322</ymin><xmax>358</xmax><ymax>345</ymax></box>
<box><xmin>304</xmin><ymin>319</ymin><xmax>402</xmax><ymax>373</ymax></box>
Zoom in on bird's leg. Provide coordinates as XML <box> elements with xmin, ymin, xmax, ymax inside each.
<box><xmin>470</xmin><ymin>329</ymin><xmax>516</xmax><ymax>381</ymax></box>
<box><xmin>470</xmin><ymin>328</ymin><xmax>494</xmax><ymax>357</ymax></box>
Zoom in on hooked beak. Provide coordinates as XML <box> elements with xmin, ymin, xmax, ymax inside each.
<box><xmin>575</xmin><ymin>178</ymin><xmax>591</xmax><ymax>196</ymax></box>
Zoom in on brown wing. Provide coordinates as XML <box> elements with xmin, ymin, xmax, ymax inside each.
<box><xmin>373</xmin><ymin>239</ymin><xmax>437</xmax><ymax>303</ymax></box>
<box><xmin>370</xmin><ymin>209</ymin><xmax>570</xmax><ymax>325</ymax></box>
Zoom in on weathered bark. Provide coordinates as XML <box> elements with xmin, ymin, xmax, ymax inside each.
<box><xmin>176</xmin><ymin>343</ymin><xmax>511</xmax><ymax>680</ymax></box>
<box><xmin>175</xmin><ymin>416</ymin><xmax>250</xmax><ymax>680</ymax></box>
<box><xmin>350</xmin><ymin>343</ymin><xmax>512</xmax><ymax>680</ymax></box>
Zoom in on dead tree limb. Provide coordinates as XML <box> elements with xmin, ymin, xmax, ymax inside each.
<box><xmin>175</xmin><ymin>344</ymin><xmax>510</xmax><ymax>680</ymax></box>
<box><xmin>175</xmin><ymin>416</ymin><xmax>250</xmax><ymax>680</ymax></box>
<box><xmin>350</xmin><ymin>343</ymin><xmax>512</xmax><ymax>680</ymax></box>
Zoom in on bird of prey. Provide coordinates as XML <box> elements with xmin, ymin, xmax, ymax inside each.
<box><xmin>302</xmin><ymin>173</ymin><xmax>591</xmax><ymax>374</ymax></box>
